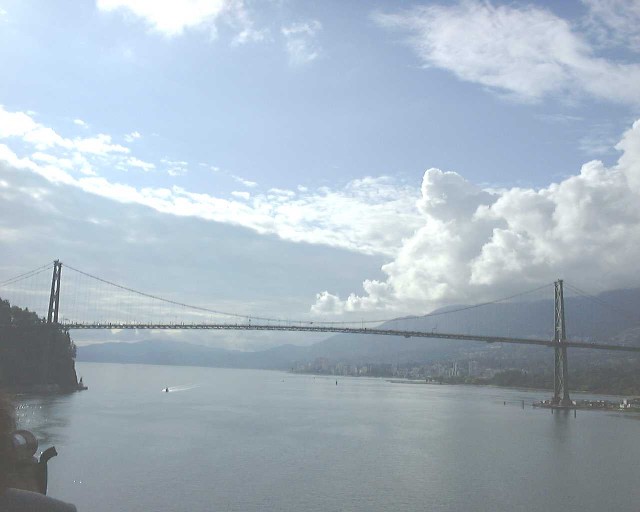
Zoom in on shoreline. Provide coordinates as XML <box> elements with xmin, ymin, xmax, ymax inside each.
<box><xmin>72</xmin><ymin>361</ymin><xmax>634</xmax><ymax>399</ymax></box>
<box><xmin>384</xmin><ymin>377</ymin><xmax>633</xmax><ymax>399</ymax></box>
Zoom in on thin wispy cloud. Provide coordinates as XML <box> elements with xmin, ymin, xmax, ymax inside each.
<box><xmin>582</xmin><ymin>0</ymin><xmax>640</xmax><ymax>52</ymax></box>
<box><xmin>281</xmin><ymin>20</ymin><xmax>322</xmax><ymax>65</ymax></box>
<box><xmin>124</xmin><ymin>131</ymin><xmax>141</xmax><ymax>142</ymax></box>
<box><xmin>232</xmin><ymin>175</ymin><xmax>258</xmax><ymax>188</ymax></box>
<box><xmin>0</xmin><ymin>106</ymin><xmax>420</xmax><ymax>257</ymax></box>
<box><xmin>161</xmin><ymin>158</ymin><xmax>189</xmax><ymax>177</ymax></box>
<box><xmin>374</xmin><ymin>1</ymin><xmax>640</xmax><ymax>105</ymax></box>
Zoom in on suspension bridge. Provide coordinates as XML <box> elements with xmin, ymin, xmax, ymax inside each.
<box><xmin>2</xmin><ymin>260</ymin><xmax>640</xmax><ymax>407</ymax></box>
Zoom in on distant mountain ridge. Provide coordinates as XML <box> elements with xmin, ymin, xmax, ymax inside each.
<box><xmin>77</xmin><ymin>339</ymin><xmax>309</xmax><ymax>369</ymax></box>
<box><xmin>77</xmin><ymin>287</ymin><xmax>640</xmax><ymax>369</ymax></box>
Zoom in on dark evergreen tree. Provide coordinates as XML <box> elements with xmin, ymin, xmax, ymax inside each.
<box><xmin>0</xmin><ymin>298</ymin><xmax>78</xmax><ymax>391</ymax></box>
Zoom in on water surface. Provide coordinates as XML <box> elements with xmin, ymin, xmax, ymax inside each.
<box><xmin>16</xmin><ymin>362</ymin><xmax>640</xmax><ymax>512</ymax></box>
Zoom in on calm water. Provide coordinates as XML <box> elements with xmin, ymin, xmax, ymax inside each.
<box><xmin>14</xmin><ymin>362</ymin><xmax>640</xmax><ymax>512</ymax></box>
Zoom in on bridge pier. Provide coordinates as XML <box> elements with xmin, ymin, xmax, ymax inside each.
<box><xmin>551</xmin><ymin>280</ymin><xmax>572</xmax><ymax>406</ymax></box>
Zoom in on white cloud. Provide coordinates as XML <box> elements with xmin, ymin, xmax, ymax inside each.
<box><xmin>281</xmin><ymin>20</ymin><xmax>322</xmax><ymax>65</ymax></box>
<box><xmin>0</xmin><ymin>108</ymin><xmax>130</xmax><ymax>156</ymax></box>
<box><xmin>161</xmin><ymin>158</ymin><xmax>188</xmax><ymax>176</ymax></box>
<box><xmin>268</xmin><ymin>187</ymin><xmax>295</xmax><ymax>197</ymax></box>
<box><xmin>124</xmin><ymin>131</ymin><xmax>141</xmax><ymax>142</ymax></box>
<box><xmin>313</xmin><ymin>119</ymin><xmax>640</xmax><ymax>316</ymax></box>
<box><xmin>229</xmin><ymin>2</ymin><xmax>269</xmax><ymax>45</ymax></box>
<box><xmin>96</xmin><ymin>0</ymin><xmax>264</xmax><ymax>44</ymax></box>
<box><xmin>310</xmin><ymin>291</ymin><xmax>343</xmax><ymax>315</ymax></box>
<box><xmin>97</xmin><ymin>0</ymin><xmax>230</xmax><ymax>36</ymax></box>
<box><xmin>126</xmin><ymin>156</ymin><xmax>155</xmax><ymax>171</ymax></box>
<box><xmin>74</xmin><ymin>119</ymin><xmax>89</xmax><ymax>128</ymax></box>
<box><xmin>0</xmin><ymin>107</ymin><xmax>423</xmax><ymax>256</ymax></box>
<box><xmin>232</xmin><ymin>174</ymin><xmax>257</xmax><ymax>187</ymax></box>
<box><xmin>583</xmin><ymin>0</ymin><xmax>640</xmax><ymax>52</ymax></box>
<box><xmin>0</xmin><ymin>108</ymin><xmax>71</xmax><ymax>150</ymax></box>
<box><xmin>74</xmin><ymin>133</ymin><xmax>129</xmax><ymax>155</ymax></box>
<box><xmin>0</xmin><ymin>121</ymin><xmax>421</xmax><ymax>257</ymax></box>
<box><xmin>281</xmin><ymin>20</ymin><xmax>322</xmax><ymax>38</ymax></box>
<box><xmin>0</xmin><ymin>106</ymin><xmax>162</xmax><ymax>179</ymax></box>
<box><xmin>374</xmin><ymin>1</ymin><xmax>640</xmax><ymax>105</ymax></box>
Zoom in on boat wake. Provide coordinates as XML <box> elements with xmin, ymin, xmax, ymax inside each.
<box><xmin>163</xmin><ymin>384</ymin><xmax>200</xmax><ymax>393</ymax></box>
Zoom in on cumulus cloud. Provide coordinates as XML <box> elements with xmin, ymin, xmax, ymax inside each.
<box><xmin>281</xmin><ymin>20</ymin><xmax>322</xmax><ymax>65</ymax></box>
<box><xmin>73</xmin><ymin>119</ymin><xmax>89</xmax><ymax>128</ymax></box>
<box><xmin>310</xmin><ymin>291</ymin><xmax>343</xmax><ymax>315</ymax></box>
<box><xmin>374</xmin><ymin>0</ymin><xmax>640</xmax><ymax>104</ymax></box>
<box><xmin>96</xmin><ymin>0</ymin><xmax>265</xmax><ymax>43</ymax></box>
<box><xmin>97</xmin><ymin>0</ymin><xmax>229</xmax><ymax>36</ymax></box>
<box><xmin>313</xmin><ymin>119</ymin><xmax>640</xmax><ymax>315</ymax></box>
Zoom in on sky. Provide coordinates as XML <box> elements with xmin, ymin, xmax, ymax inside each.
<box><xmin>1</xmin><ymin>0</ymin><xmax>640</xmax><ymax>349</ymax></box>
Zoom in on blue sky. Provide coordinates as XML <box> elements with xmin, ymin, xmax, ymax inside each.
<box><xmin>1</xmin><ymin>0</ymin><xmax>640</xmax><ymax>348</ymax></box>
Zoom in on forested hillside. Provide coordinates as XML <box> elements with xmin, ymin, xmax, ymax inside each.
<box><xmin>0</xmin><ymin>298</ymin><xmax>79</xmax><ymax>391</ymax></box>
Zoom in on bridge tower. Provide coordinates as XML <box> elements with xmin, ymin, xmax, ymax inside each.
<box><xmin>47</xmin><ymin>260</ymin><xmax>62</xmax><ymax>324</ymax></box>
<box><xmin>552</xmin><ymin>279</ymin><xmax>572</xmax><ymax>406</ymax></box>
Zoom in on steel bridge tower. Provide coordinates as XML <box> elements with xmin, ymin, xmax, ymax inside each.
<box><xmin>47</xmin><ymin>260</ymin><xmax>62</xmax><ymax>324</ymax></box>
<box><xmin>552</xmin><ymin>279</ymin><xmax>572</xmax><ymax>406</ymax></box>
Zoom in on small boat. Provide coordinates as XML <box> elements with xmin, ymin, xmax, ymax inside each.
<box><xmin>77</xmin><ymin>377</ymin><xmax>88</xmax><ymax>391</ymax></box>
<box><xmin>164</xmin><ymin>387</ymin><xmax>169</xmax><ymax>393</ymax></box>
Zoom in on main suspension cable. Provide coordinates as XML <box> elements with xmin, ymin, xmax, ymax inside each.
<box><xmin>0</xmin><ymin>263</ymin><xmax>52</xmax><ymax>288</ymax></box>
<box><xmin>564</xmin><ymin>282</ymin><xmax>640</xmax><ymax>324</ymax></box>
<box><xmin>64</xmin><ymin>263</ymin><xmax>553</xmax><ymax>326</ymax></box>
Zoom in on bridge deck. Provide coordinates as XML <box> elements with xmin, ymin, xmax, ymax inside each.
<box><xmin>60</xmin><ymin>323</ymin><xmax>640</xmax><ymax>353</ymax></box>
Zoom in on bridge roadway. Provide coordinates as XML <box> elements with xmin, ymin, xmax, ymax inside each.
<box><xmin>61</xmin><ymin>322</ymin><xmax>640</xmax><ymax>353</ymax></box>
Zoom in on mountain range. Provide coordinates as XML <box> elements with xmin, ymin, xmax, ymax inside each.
<box><xmin>77</xmin><ymin>287</ymin><xmax>640</xmax><ymax>370</ymax></box>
